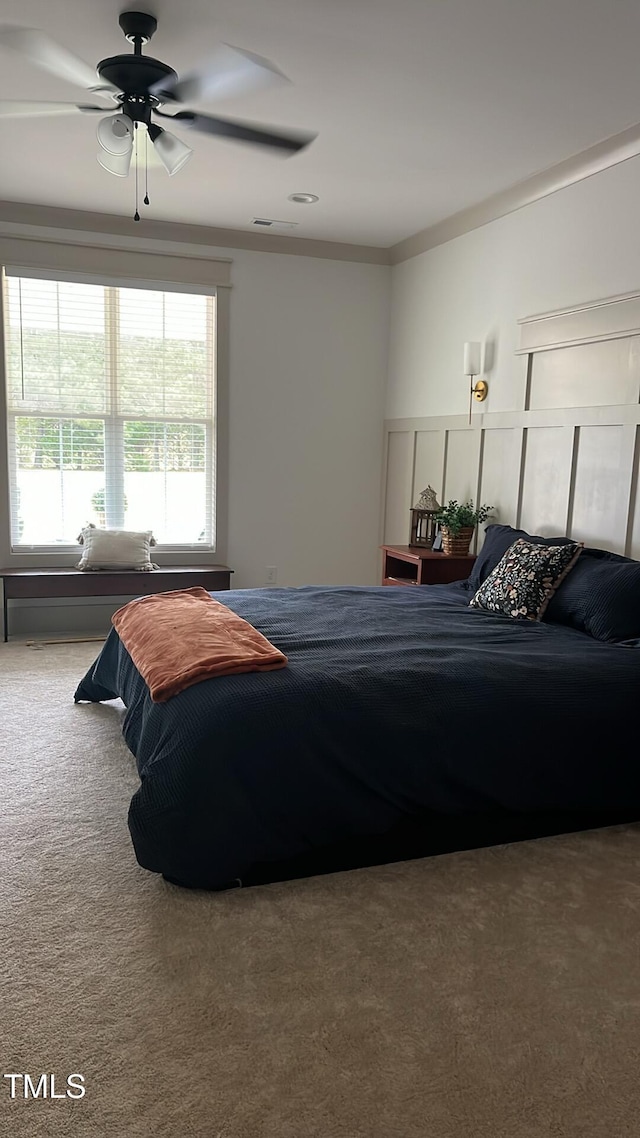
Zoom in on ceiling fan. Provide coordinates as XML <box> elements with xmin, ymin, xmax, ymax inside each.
<box><xmin>0</xmin><ymin>10</ymin><xmax>317</xmax><ymax>218</ymax></box>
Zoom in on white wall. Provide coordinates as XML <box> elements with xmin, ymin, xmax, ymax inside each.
<box><xmin>0</xmin><ymin>231</ymin><xmax>390</xmax><ymax>636</ymax></box>
<box><xmin>387</xmin><ymin>155</ymin><xmax>640</xmax><ymax>419</ymax></box>
<box><xmin>225</xmin><ymin>248</ymin><xmax>389</xmax><ymax>588</ymax></box>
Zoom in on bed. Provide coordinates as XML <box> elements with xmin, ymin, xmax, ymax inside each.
<box><xmin>75</xmin><ymin>525</ymin><xmax>640</xmax><ymax>889</ymax></box>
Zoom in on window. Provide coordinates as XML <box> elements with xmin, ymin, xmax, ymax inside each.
<box><xmin>2</xmin><ymin>272</ymin><xmax>216</xmax><ymax>550</ymax></box>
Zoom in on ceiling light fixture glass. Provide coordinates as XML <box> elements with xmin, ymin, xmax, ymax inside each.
<box><xmin>148</xmin><ymin>123</ymin><xmax>193</xmax><ymax>175</ymax></box>
<box><xmin>96</xmin><ymin>148</ymin><xmax>133</xmax><ymax>177</ymax></box>
<box><xmin>287</xmin><ymin>192</ymin><xmax>319</xmax><ymax>204</ymax></box>
<box><xmin>97</xmin><ymin>112</ymin><xmax>134</xmax><ymax>155</ymax></box>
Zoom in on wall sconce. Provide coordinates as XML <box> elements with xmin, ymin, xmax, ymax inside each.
<box><xmin>464</xmin><ymin>341</ymin><xmax>488</xmax><ymax>423</ymax></box>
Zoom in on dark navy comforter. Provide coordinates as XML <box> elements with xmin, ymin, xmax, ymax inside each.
<box><xmin>75</xmin><ymin>583</ymin><xmax>640</xmax><ymax>888</ymax></box>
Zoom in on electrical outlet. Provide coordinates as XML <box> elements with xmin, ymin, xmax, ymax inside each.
<box><xmin>265</xmin><ymin>566</ymin><xmax>277</xmax><ymax>585</ymax></box>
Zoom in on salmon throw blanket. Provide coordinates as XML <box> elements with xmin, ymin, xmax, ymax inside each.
<box><xmin>111</xmin><ymin>587</ymin><xmax>288</xmax><ymax>702</ymax></box>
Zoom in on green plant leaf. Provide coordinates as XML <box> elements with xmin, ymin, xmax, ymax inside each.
<box><xmin>435</xmin><ymin>499</ymin><xmax>493</xmax><ymax>536</ymax></box>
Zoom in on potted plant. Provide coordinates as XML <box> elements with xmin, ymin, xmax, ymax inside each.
<box><xmin>436</xmin><ymin>500</ymin><xmax>493</xmax><ymax>556</ymax></box>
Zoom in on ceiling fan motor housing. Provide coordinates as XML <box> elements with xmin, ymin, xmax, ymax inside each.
<box><xmin>96</xmin><ymin>56</ymin><xmax>177</xmax><ymax>124</ymax></box>
<box><xmin>97</xmin><ymin>56</ymin><xmax>176</xmax><ymax>96</ymax></box>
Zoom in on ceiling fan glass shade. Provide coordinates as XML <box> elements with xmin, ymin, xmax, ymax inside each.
<box><xmin>96</xmin><ymin>113</ymin><xmax>133</xmax><ymax>155</ymax></box>
<box><xmin>96</xmin><ymin>147</ymin><xmax>132</xmax><ymax>177</ymax></box>
<box><xmin>150</xmin><ymin>127</ymin><xmax>193</xmax><ymax>175</ymax></box>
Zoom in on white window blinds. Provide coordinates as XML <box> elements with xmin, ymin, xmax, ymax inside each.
<box><xmin>3</xmin><ymin>273</ymin><xmax>216</xmax><ymax>549</ymax></box>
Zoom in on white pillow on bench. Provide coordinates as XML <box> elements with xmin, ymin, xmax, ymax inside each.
<box><xmin>76</xmin><ymin>526</ymin><xmax>159</xmax><ymax>572</ymax></box>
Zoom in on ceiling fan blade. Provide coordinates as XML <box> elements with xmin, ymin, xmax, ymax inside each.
<box><xmin>0</xmin><ymin>26</ymin><xmax>111</xmax><ymax>92</ymax></box>
<box><xmin>150</xmin><ymin>43</ymin><xmax>289</xmax><ymax>105</ymax></box>
<box><xmin>0</xmin><ymin>99</ymin><xmax>107</xmax><ymax>117</ymax></box>
<box><xmin>158</xmin><ymin>110</ymin><xmax>316</xmax><ymax>155</ymax></box>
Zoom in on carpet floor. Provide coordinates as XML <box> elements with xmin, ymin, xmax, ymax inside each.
<box><xmin>1</xmin><ymin>640</ymin><xmax>640</xmax><ymax>1138</ymax></box>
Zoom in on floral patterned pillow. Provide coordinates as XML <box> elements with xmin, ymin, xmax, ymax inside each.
<box><xmin>469</xmin><ymin>538</ymin><xmax>583</xmax><ymax>621</ymax></box>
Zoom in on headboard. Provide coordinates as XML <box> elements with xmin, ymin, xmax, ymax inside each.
<box><xmin>382</xmin><ymin>290</ymin><xmax>640</xmax><ymax>557</ymax></box>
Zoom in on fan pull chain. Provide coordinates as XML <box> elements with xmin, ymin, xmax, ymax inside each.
<box><xmin>144</xmin><ymin>129</ymin><xmax>150</xmax><ymax>206</ymax></box>
<box><xmin>134</xmin><ymin>123</ymin><xmax>140</xmax><ymax>222</ymax></box>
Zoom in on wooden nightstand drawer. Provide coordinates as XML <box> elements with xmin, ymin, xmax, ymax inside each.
<box><xmin>380</xmin><ymin>545</ymin><xmax>475</xmax><ymax>587</ymax></box>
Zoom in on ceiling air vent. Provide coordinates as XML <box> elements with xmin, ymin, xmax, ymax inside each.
<box><xmin>251</xmin><ymin>218</ymin><xmax>298</xmax><ymax>230</ymax></box>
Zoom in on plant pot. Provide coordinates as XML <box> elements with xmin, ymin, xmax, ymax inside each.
<box><xmin>441</xmin><ymin>526</ymin><xmax>474</xmax><ymax>556</ymax></box>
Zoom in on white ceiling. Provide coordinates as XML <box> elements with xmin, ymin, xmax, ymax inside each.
<box><xmin>1</xmin><ymin>0</ymin><xmax>640</xmax><ymax>247</ymax></box>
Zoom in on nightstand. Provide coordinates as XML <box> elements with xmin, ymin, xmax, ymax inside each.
<box><xmin>380</xmin><ymin>545</ymin><xmax>476</xmax><ymax>586</ymax></box>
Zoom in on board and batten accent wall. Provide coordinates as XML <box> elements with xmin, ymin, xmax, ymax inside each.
<box><xmin>382</xmin><ymin>289</ymin><xmax>640</xmax><ymax>558</ymax></box>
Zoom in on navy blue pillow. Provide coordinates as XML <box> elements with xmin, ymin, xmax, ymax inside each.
<box><xmin>470</xmin><ymin>524</ymin><xmax>640</xmax><ymax>641</ymax></box>
<box><xmin>545</xmin><ymin>553</ymin><xmax>640</xmax><ymax>643</ymax></box>
<box><xmin>469</xmin><ymin>524</ymin><xmax>573</xmax><ymax>591</ymax></box>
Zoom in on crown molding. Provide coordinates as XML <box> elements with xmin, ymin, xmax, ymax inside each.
<box><xmin>0</xmin><ymin>200</ymin><xmax>391</xmax><ymax>266</ymax></box>
<box><xmin>390</xmin><ymin>119</ymin><xmax>640</xmax><ymax>265</ymax></box>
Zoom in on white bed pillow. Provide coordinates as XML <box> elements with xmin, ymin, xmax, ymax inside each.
<box><xmin>76</xmin><ymin>526</ymin><xmax>159</xmax><ymax>572</ymax></box>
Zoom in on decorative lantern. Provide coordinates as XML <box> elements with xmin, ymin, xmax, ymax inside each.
<box><xmin>409</xmin><ymin>486</ymin><xmax>441</xmax><ymax>548</ymax></box>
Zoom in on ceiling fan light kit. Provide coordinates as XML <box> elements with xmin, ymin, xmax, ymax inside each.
<box><xmin>0</xmin><ymin>10</ymin><xmax>317</xmax><ymax>220</ymax></box>
<box><xmin>147</xmin><ymin>123</ymin><xmax>193</xmax><ymax>176</ymax></box>
<box><xmin>97</xmin><ymin>112</ymin><xmax>134</xmax><ymax>155</ymax></box>
<box><xmin>96</xmin><ymin>147</ymin><xmax>133</xmax><ymax>178</ymax></box>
